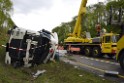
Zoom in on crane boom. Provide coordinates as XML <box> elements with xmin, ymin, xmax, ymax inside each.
<box><xmin>73</xmin><ymin>0</ymin><xmax>87</xmax><ymax>37</ymax></box>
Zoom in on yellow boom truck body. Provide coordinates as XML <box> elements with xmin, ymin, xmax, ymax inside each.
<box><xmin>107</xmin><ymin>5</ymin><xmax>124</xmax><ymax>70</ymax></box>
<box><xmin>116</xmin><ymin>24</ymin><xmax>124</xmax><ymax>70</ymax></box>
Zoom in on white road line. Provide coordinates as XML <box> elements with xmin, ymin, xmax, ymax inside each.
<box><xmin>80</xmin><ymin>57</ymin><xmax>84</xmax><ymax>58</ymax></box>
<box><xmin>105</xmin><ymin>61</ymin><xmax>110</xmax><ymax>63</ymax></box>
<box><xmin>90</xmin><ymin>58</ymin><xmax>94</xmax><ymax>60</ymax></box>
<box><xmin>80</xmin><ymin>56</ymin><xmax>119</xmax><ymax>66</ymax></box>
<box><xmin>95</xmin><ymin>59</ymin><xmax>100</xmax><ymax>62</ymax></box>
<box><xmin>85</xmin><ymin>57</ymin><xmax>89</xmax><ymax>59</ymax></box>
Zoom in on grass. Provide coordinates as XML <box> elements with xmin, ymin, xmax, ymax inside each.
<box><xmin>0</xmin><ymin>60</ymin><xmax>115</xmax><ymax>83</ymax></box>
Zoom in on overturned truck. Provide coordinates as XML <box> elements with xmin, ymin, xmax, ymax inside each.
<box><xmin>5</xmin><ymin>26</ymin><xmax>58</xmax><ymax>67</ymax></box>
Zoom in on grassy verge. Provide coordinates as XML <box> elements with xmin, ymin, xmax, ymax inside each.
<box><xmin>0</xmin><ymin>61</ymin><xmax>114</xmax><ymax>83</ymax></box>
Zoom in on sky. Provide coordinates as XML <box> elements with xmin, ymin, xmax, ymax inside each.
<box><xmin>12</xmin><ymin>0</ymin><xmax>106</xmax><ymax>32</ymax></box>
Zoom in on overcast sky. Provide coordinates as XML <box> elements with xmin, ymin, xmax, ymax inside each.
<box><xmin>11</xmin><ymin>0</ymin><xmax>106</xmax><ymax>31</ymax></box>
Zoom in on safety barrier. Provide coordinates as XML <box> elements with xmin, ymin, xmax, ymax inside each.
<box><xmin>0</xmin><ymin>44</ymin><xmax>48</xmax><ymax>51</ymax></box>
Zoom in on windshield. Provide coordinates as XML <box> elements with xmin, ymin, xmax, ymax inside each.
<box><xmin>111</xmin><ymin>35</ymin><xmax>119</xmax><ymax>43</ymax></box>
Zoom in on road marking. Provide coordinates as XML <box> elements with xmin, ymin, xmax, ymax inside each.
<box><xmin>80</xmin><ymin>56</ymin><xmax>119</xmax><ymax>66</ymax></box>
<box><xmin>105</xmin><ymin>61</ymin><xmax>110</xmax><ymax>63</ymax></box>
<box><xmin>62</xmin><ymin>57</ymin><xmax>124</xmax><ymax>79</ymax></box>
<box><xmin>95</xmin><ymin>59</ymin><xmax>100</xmax><ymax>62</ymax></box>
<box><xmin>77</xmin><ymin>61</ymin><xmax>105</xmax><ymax>72</ymax></box>
<box><xmin>85</xmin><ymin>57</ymin><xmax>89</xmax><ymax>59</ymax></box>
<box><xmin>81</xmin><ymin>57</ymin><xmax>84</xmax><ymax>58</ymax></box>
<box><xmin>90</xmin><ymin>58</ymin><xmax>94</xmax><ymax>60</ymax></box>
<box><xmin>76</xmin><ymin>61</ymin><xmax>124</xmax><ymax>79</ymax></box>
<box><xmin>118</xmin><ymin>75</ymin><xmax>124</xmax><ymax>79</ymax></box>
<box><xmin>100</xmin><ymin>60</ymin><xmax>104</xmax><ymax>62</ymax></box>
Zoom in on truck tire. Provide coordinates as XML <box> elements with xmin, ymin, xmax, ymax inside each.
<box><xmin>119</xmin><ymin>51</ymin><xmax>124</xmax><ymax>70</ymax></box>
<box><xmin>92</xmin><ymin>47</ymin><xmax>101</xmax><ymax>57</ymax></box>
<box><xmin>84</xmin><ymin>47</ymin><xmax>91</xmax><ymax>56</ymax></box>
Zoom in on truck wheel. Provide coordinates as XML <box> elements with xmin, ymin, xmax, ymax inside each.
<box><xmin>119</xmin><ymin>51</ymin><xmax>124</xmax><ymax>70</ymax></box>
<box><xmin>92</xmin><ymin>47</ymin><xmax>101</xmax><ymax>57</ymax></box>
<box><xmin>84</xmin><ymin>47</ymin><xmax>91</xmax><ymax>56</ymax></box>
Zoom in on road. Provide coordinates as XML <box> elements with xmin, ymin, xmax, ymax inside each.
<box><xmin>60</xmin><ymin>54</ymin><xmax>124</xmax><ymax>83</ymax></box>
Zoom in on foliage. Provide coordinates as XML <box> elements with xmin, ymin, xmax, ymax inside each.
<box><xmin>0</xmin><ymin>0</ymin><xmax>14</xmax><ymax>56</ymax></box>
<box><xmin>0</xmin><ymin>0</ymin><xmax>14</xmax><ymax>30</ymax></box>
<box><xmin>106</xmin><ymin>0</ymin><xmax>124</xmax><ymax>10</ymax></box>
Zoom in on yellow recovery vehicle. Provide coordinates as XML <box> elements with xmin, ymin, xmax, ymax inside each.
<box><xmin>116</xmin><ymin>26</ymin><xmax>124</xmax><ymax>69</ymax></box>
<box><xmin>107</xmin><ymin>6</ymin><xmax>124</xmax><ymax>70</ymax></box>
<box><xmin>64</xmin><ymin>0</ymin><xmax>119</xmax><ymax>57</ymax></box>
<box><xmin>110</xmin><ymin>6</ymin><xmax>124</xmax><ymax>70</ymax></box>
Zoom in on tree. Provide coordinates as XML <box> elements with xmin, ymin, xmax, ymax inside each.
<box><xmin>0</xmin><ymin>0</ymin><xmax>14</xmax><ymax>32</ymax></box>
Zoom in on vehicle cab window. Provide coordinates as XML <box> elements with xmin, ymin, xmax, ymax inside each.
<box><xmin>105</xmin><ymin>36</ymin><xmax>111</xmax><ymax>43</ymax></box>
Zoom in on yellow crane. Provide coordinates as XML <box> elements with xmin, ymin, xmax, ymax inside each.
<box><xmin>64</xmin><ymin>0</ymin><xmax>119</xmax><ymax>58</ymax></box>
<box><xmin>64</xmin><ymin>0</ymin><xmax>90</xmax><ymax>43</ymax></box>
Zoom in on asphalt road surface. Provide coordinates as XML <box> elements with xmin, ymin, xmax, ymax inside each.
<box><xmin>60</xmin><ymin>54</ymin><xmax>124</xmax><ymax>83</ymax></box>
